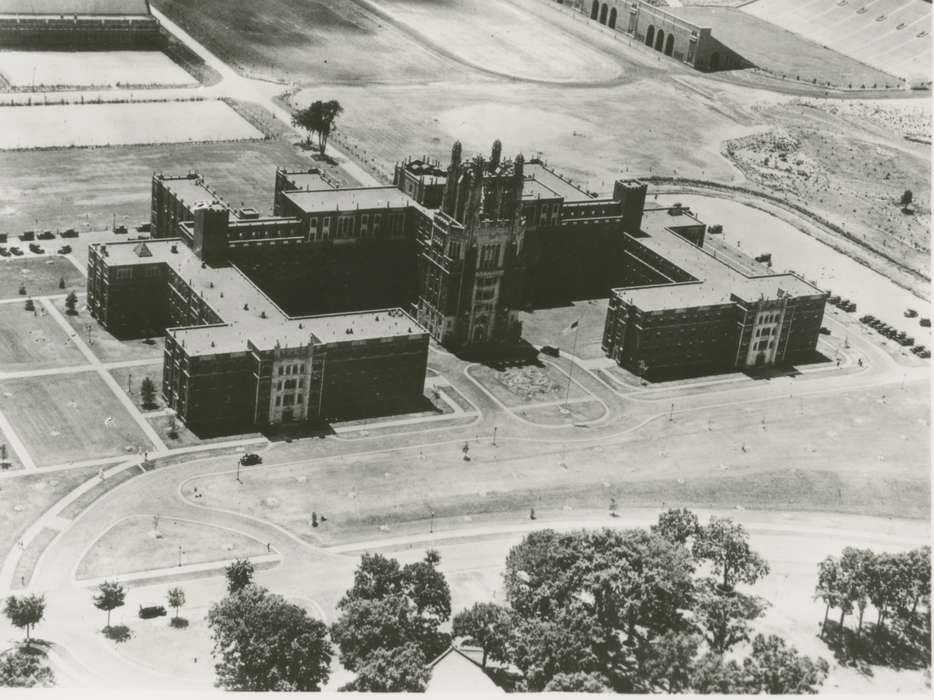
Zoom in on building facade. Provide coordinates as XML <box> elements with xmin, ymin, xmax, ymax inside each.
<box><xmin>0</xmin><ymin>0</ymin><xmax>162</xmax><ymax>48</ymax></box>
<box><xmin>561</xmin><ymin>0</ymin><xmax>747</xmax><ymax>71</ymax></box>
<box><xmin>601</xmin><ymin>205</ymin><xmax>827</xmax><ymax>379</ymax></box>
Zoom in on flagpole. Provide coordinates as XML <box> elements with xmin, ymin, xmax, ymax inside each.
<box><xmin>563</xmin><ymin>316</ymin><xmax>582</xmax><ymax>412</ymax></box>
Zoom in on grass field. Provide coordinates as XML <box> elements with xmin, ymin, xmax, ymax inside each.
<box><xmin>152</xmin><ymin>0</ymin><xmax>465</xmax><ymax>85</ymax></box>
<box><xmin>0</xmin><ymin>257</ymin><xmax>82</xmax><ymax>299</ymax></box>
<box><xmin>0</xmin><ymin>373</ymin><xmax>155</xmax><ymax>467</ymax></box>
<box><xmin>669</xmin><ymin>7</ymin><xmax>898</xmax><ymax>89</ymax></box>
<box><xmin>374</xmin><ymin>0</ymin><xmax>622</xmax><ymax>82</ymax></box>
<box><xmin>109</xmin><ymin>363</ymin><xmax>165</xmax><ymax>412</ymax></box>
<box><xmin>0</xmin><ymin>467</ymin><xmax>98</xmax><ymax>563</ymax></box>
<box><xmin>76</xmin><ymin>515</ymin><xmax>269</xmax><ymax>580</ymax></box>
<box><xmin>0</xmin><ymin>139</ymin><xmax>315</xmax><ymax>235</ymax></box>
<box><xmin>0</xmin><ymin>50</ymin><xmax>195</xmax><ymax>89</ymax></box>
<box><xmin>517</xmin><ymin>399</ymin><xmax>607</xmax><ymax>426</ymax></box>
<box><xmin>0</xmin><ymin>100</ymin><xmax>263</xmax><ymax>150</ymax></box>
<box><xmin>0</xmin><ymin>303</ymin><xmax>86</xmax><ymax>371</ymax></box>
<box><xmin>54</xmin><ymin>299</ymin><xmax>164</xmax><ymax>364</ymax></box>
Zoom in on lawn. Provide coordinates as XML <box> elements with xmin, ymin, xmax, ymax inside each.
<box><xmin>519</xmin><ymin>297</ymin><xmax>609</xmax><ymax>360</ymax></box>
<box><xmin>0</xmin><ymin>372</ymin><xmax>155</xmax><ymax>467</ymax></box>
<box><xmin>109</xmin><ymin>363</ymin><xmax>166</xmax><ymax>412</ymax></box>
<box><xmin>467</xmin><ymin>361</ymin><xmax>590</xmax><ymax>407</ymax></box>
<box><xmin>152</xmin><ymin>0</ymin><xmax>465</xmax><ymax>85</ymax></box>
<box><xmin>11</xmin><ymin>527</ymin><xmax>57</xmax><ymax>590</ymax></box>
<box><xmin>0</xmin><ymin>257</ymin><xmax>82</xmax><ymax>300</ymax></box>
<box><xmin>0</xmin><ymin>467</ymin><xmax>98</xmax><ymax>565</ymax></box>
<box><xmin>0</xmin><ymin>100</ymin><xmax>263</xmax><ymax>150</ymax></box>
<box><xmin>373</xmin><ymin>0</ymin><xmax>622</xmax><ymax>83</ymax></box>
<box><xmin>54</xmin><ymin>298</ymin><xmax>164</xmax><ymax>363</ymax></box>
<box><xmin>668</xmin><ymin>6</ymin><xmax>897</xmax><ymax>89</ymax></box>
<box><xmin>516</xmin><ymin>399</ymin><xmax>607</xmax><ymax>426</ymax></box>
<box><xmin>0</xmin><ymin>50</ymin><xmax>195</xmax><ymax>89</ymax></box>
<box><xmin>0</xmin><ymin>302</ymin><xmax>86</xmax><ymax>371</ymax></box>
<box><xmin>0</xmin><ymin>139</ymin><xmax>318</xmax><ymax>235</ymax></box>
<box><xmin>76</xmin><ymin>515</ymin><xmax>269</xmax><ymax>580</ymax></box>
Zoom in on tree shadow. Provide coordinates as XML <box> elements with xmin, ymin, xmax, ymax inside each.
<box><xmin>170</xmin><ymin>617</ymin><xmax>189</xmax><ymax>629</ymax></box>
<box><xmin>821</xmin><ymin>617</ymin><xmax>931</xmax><ymax>674</ymax></box>
<box><xmin>102</xmin><ymin>625</ymin><xmax>133</xmax><ymax>643</ymax></box>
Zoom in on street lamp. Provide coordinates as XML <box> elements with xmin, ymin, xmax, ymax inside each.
<box><xmin>492</xmin><ymin>426</ymin><xmax>497</xmax><ymax>447</ymax></box>
<box><xmin>430</xmin><ymin>511</ymin><xmax>435</xmax><ymax>534</ymax></box>
<box><xmin>177</xmin><ymin>545</ymin><xmax>182</xmax><ymax>567</ymax></box>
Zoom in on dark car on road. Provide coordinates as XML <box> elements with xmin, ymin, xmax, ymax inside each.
<box><xmin>240</xmin><ymin>453</ymin><xmax>262</xmax><ymax>466</ymax></box>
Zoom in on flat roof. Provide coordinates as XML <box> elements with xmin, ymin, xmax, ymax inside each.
<box><xmin>0</xmin><ymin>0</ymin><xmax>151</xmax><ymax>15</ymax></box>
<box><xmin>160</xmin><ymin>176</ymin><xmax>224</xmax><ymax>210</ymax></box>
<box><xmin>524</xmin><ymin>162</ymin><xmax>593</xmax><ymax>202</ymax></box>
<box><xmin>93</xmin><ymin>238</ymin><xmax>425</xmax><ymax>356</ymax></box>
<box><xmin>280</xmin><ymin>171</ymin><xmax>334</xmax><ymax>192</ymax></box>
<box><xmin>282</xmin><ymin>186</ymin><xmax>415</xmax><ymax>214</ymax></box>
<box><xmin>614</xmin><ymin>207</ymin><xmax>822</xmax><ymax>311</ymax></box>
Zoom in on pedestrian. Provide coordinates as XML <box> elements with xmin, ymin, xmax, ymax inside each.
<box><xmin>266</xmin><ymin>542</ymin><xmax>271</xmax><ymax>553</ymax></box>
<box><xmin>529</xmin><ymin>507</ymin><xmax>536</xmax><ymax>521</ymax></box>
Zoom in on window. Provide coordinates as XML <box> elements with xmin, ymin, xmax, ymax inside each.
<box><xmin>275</xmin><ymin>396</ymin><xmax>282</xmax><ymax>407</ymax></box>
<box><xmin>277</xmin><ymin>381</ymin><xmax>282</xmax><ymax>390</ymax></box>
<box><xmin>297</xmin><ymin>394</ymin><xmax>303</xmax><ymax>404</ymax></box>
<box><xmin>373</xmin><ymin>214</ymin><xmax>381</xmax><ymax>234</ymax></box>
<box><xmin>283</xmin><ymin>394</ymin><xmax>295</xmax><ymax>406</ymax></box>
<box><xmin>278</xmin><ymin>366</ymin><xmax>284</xmax><ymax>376</ymax></box>
<box><xmin>361</xmin><ymin>214</ymin><xmax>369</xmax><ymax>237</ymax></box>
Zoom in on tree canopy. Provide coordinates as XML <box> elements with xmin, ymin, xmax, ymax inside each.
<box><xmin>451</xmin><ymin>602</ymin><xmax>511</xmax><ymax>668</ymax></box>
<box><xmin>291</xmin><ymin>100</ymin><xmax>343</xmax><ymax>156</ymax></box>
<box><xmin>93</xmin><ymin>581</ymin><xmax>125</xmax><ymax>627</ymax></box>
<box><xmin>4</xmin><ymin>594</ymin><xmax>46</xmax><ymax>641</ymax></box>
<box><xmin>339</xmin><ymin>643</ymin><xmax>430</xmax><ymax>693</ymax></box>
<box><xmin>693</xmin><ymin>516</ymin><xmax>770</xmax><ymax>590</ymax></box>
<box><xmin>207</xmin><ymin>584</ymin><xmax>331</xmax><ymax>691</ymax></box>
<box><xmin>224</xmin><ymin>558</ymin><xmax>254</xmax><ymax>594</ymax></box>
<box><xmin>0</xmin><ymin>648</ymin><xmax>55</xmax><ymax>688</ymax></box>
<box><xmin>331</xmin><ymin>551</ymin><xmax>451</xmax><ymax>690</ymax></box>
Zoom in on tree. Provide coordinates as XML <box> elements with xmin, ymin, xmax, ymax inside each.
<box><xmin>224</xmin><ymin>558</ymin><xmax>254</xmax><ymax>594</ymax></box>
<box><xmin>900</xmin><ymin>189</ymin><xmax>913</xmax><ymax>207</ymax></box>
<box><xmin>93</xmin><ymin>581</ymin><xmax>125</xmax><ymax>628</ymax></box>
<box><xmin>451</xmin><ymin>602</ymin><xmax>511</xmax><ymax>668</ymax></box>
<box><xmin>544</xmin><ymin>671</ymin><xmax>611</xmax><ymax>692</ymax></box>
<box><xmin>330</xmin><ymin>551</ymin><xmax>451</xmax><ymax>677</ymax></box>
<box><xmin>3</xmin><ymin>594</ymin><xmax>46</xmax><ymax>642</ymax></box>
<box><xmin>64</xmin><ymin>290</ymin><xmax>78</xmax><ymax>315</ymax></box>
<box><xmin>207</xmin><ymin>584</ymin><xmax>331</xmax><ymax>691</ymax></box>
<box><xmin>291</xmin><ymin>100</ymin><xmax>343</xmax><ymax>156</ymax></box>
<box><xmin>167</xmin><ymin>587</ymin><xmax>185</xmax><ymax>622</ymax></box>
<box><xmin>642</xmin><ymin>631</ymin><xmax>701</xmax><ymax>693</ymax></box>
<box><xmin>651</xmin><ymin>508</ymin><xmax>700</xmax><ymax>547</ymax></box>
<box><xmin>140</xmin><ymin>377</ymin><xmax>157</xmax><ymax>410</ymax></box>
<box><xmin>693</xmin><ymin>517</ymin><xmax>770</xmax><ymax>590</ymax></box>
<box><xmin>814</xmin><ymin>556</ymin><xmax>849</xmax><ymax>639</ymax></box>
<box><xmin>58</xmin><ymin>277</ymin><xmax>65</xmax><ymax>290</ymax></box>
<box><xmin>839</xmin><ymin>547</ymin><xmax>874</xmax><ymax>638</ymax></box>
<box><xmin>0</xmin><ymin>648</ymin><xmax>55</xmax><ymax>687</ymax></box>
<box><xmin>339</xmin><ymin>642</ymin><xmax>430</xmax><ymax>692</ymax></box>
<box><xmin>689</xmin><ymin>652</ymin><xmax>744</xmax><ymax>694</ymax></box>
<box><xmin>691</xmin><ymin>578</ymin><xmax>768</xmax><ymax>653</ymax></box>
<box><xmin>901</xmin><ymin>546</ymin><xmax>931</xmax><ymax>623</ymax></box>
<box><xmin>740</xmin><ymin>634</ymin><xmax>829</xmax><ymax>694</ymax></box>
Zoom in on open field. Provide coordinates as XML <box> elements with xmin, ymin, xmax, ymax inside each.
<box><xmin>670</xmin><ymin>6</ymin><xmax>899</xmax><ymax>89</ymax></box>
<box><xmin>109</xmin><ymin>363</ymin><xmax>165</xmax><ymax>412</ymax></box>
<box><xmin>77</xmin><ymin>515</ymin><xmax>269</xmax><ymax>580</ymax></box>
<box><xmin>0</xmin><ymin>467</ymin><xmax>98</xmax><ymax>565</ymax></box>
<box><xmin>0</xmin><ymin>139</ymin><xmax>315</xmax><ymax>235</ymax></box>
<box><xmin>181</xmin><ymin>379</ymin><xmax>929</xmax><ymax>548</ymax></box>
<box><xmin>0</xmin><ymin>373</ymin><xmax>154</xmax><ymax>467</ymax></box>
<box><xmin>373</xmin><ymin>0</ymin><xmax>622</xmax><ymax>82</ymax></box>
<box><xmin>0</xmin><ymin>257</ymin><xmax>82</xmax><ymax>299</ymax></box>
<box><xmin>152</xmin><ymin>0</ymin><xmax>466</xmax><ymax>84</ymax></box>
<box><xmin>0</xmin><ymin>50</ymin><xmax>195</xmax><ymax>90</ymax></box>
<box><xmin>0</xmin><ymin>100</ymin><xmax>263</xmax><ymax>150</ymax></box>
<box><xmin>0</xmin><ymin>302</ymin><xmax>86</xmax><ymax>371</ymax></box>
<box><xmin>467</xmin><ymin>361</ymin><xmax>590</xmax><ymax>407</ymax></box>
<box><xmin>54</xmin><ymin>299</ymin><xmax>165</xmax><ymax>364</ymax></box>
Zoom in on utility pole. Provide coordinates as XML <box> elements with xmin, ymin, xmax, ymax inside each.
<box><xmin>177</xmin><ymin>545</ymin><xmax>182</xmax><ymax>567</ymax></box>
<box><xmin>492</xmin><ymin>425</ymin><xmax>497</xmax><ymax>447</ymax></box>
<box><xmin>668</xmin><ymin>403</ymin><xmax>674</xmax><ymax>421</ymax></box>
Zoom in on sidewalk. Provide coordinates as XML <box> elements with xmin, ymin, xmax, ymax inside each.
<box><xmin>76</xmin><ymin>552</ymin><xmax>281</xmax><ymax>588</ymax></box>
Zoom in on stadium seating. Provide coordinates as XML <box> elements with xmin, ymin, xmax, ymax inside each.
<box><xmin>743</xmin><ymin>0</ymin><xmax>931</xmax><ymax>81</ymax></box>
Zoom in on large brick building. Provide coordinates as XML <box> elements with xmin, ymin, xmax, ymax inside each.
<box><xmin>0</xmin><ymin>0</ymin><xmax>162</xmax><ymax>48</ymax></box>
<box><xmin>601</xmin><ymin>204</ymin><xmax>826</xmax><ymax>379</ymax></box>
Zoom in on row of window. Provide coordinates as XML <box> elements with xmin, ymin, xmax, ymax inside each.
<box><xmin>307</xmin><ymin>212</ymin><xmax>405</xmax><ymax>242</ymax></box>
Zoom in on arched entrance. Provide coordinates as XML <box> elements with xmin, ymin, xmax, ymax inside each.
<box><xmin>608</xmin><ymin>7</ymin><xmax>617</xmax><ymax>28</ymax></box>
<box><xmin>655</xmin><ymin>29</ymin><xmax>665</xmax><ymax>51</ymax></box>
<box><xmin>645</xmin><ymin>25</ymin><xmax>655</xmax><ymax>46</ymax></box>
<box><xmin>710</xmin><ymin>51</ymin><xmax>720</xmax><ymax>70</ymax></box>
<box><xmin>591</xmin><ymin>0</ymin><xmax>599</xmax><ymax>20</ymax></box>
<box><xmin>664</xmin><ymin>33</ymin><xmax>674</xmax><ymax>56</ymax></box>
<box><xmin>599</xmin><ymin>3</ymin><xmax>608</xmax><ymax>24</ymax></box>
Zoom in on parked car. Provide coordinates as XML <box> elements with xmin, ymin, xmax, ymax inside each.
<box><xmin>905</xmin><ymin>308</ymin><xmax>918</xmax><ymax>318</ymax></box>
<box><xmin>57</xmin><ymin>244</ymin><xmax>72</xmax><ymax>254</ymax></box>
<box><xmin>707</xmin><ymin>224</ymin><xmax>723</xmax><ymax>234</ymax></box>
<box><xmin>0</xmin><ymin>233</ymin><xmax>6</xmax><ymax>243</ymax></box>
<box><xmin>37</xmin><ymin>231</ymin><xmax>55</xmax><ymax>240</ymax></box>
<box><xmin>859</xmin><ymin>315</ymin><xmax>874</xmax><ymax>324</ymax></box>
<box><xmin>829</xmin><ymin>295</ymin><xmax>841</xmax><ymax>305</ymax></box>
<box><xmin>138</xmin><ymin>604</ymin><xmax>166</xmax><ymax>619</ymax></box>
<box><xmin>819</xmin><ymin>326</ymin><xmax>831</xmax><ymax>335</ymax></box>
<box><xmin>20</xmin><ymin>231</ymin><xmax>35</xmax><ymax>241</ymax></box>
<box><xmin>60</xmin><ymin>228</ymin><xmax>79</xmax><ymax>238</ymax></box>
<box><xmin>240</xmin><ymin>453</ymin><xmax>262</xmax><ymax>466</ymax></box>
<box><xmin>920</xmin><ymin>318</ymin><xmax>931</xmax><ymax>328</ymax></box>
<box><xmin>10</xmin><ymin>246</ymin><xmax>22</xmax><ymax>256</ymax></box>
<box><xmin>919</xmin><ymin>349</ymin><xmax>931</xmax><ymax>359</ymax></box>
<box><xmin>28</xmin><ymin>243</ymin><xmax>44</xmax><ymax>254</ymax></box>
<box><xmin>137</xmin><ymin>222</ymin><xmax>152</xmax><ymax>233</ymax></box>
<box><xmin>114</xmin><ymin>225</ymin><xmax>128</xmax><ymax>234</ymax></box>
<box><xmin>541</xmin><ymin>345</ymin><xmax>561</xmax><ymax>357</ymax></box>
<box><xmin>901</xmin><ymin>336</ymin><xmax>915</xmax><ymax>347</ymax></box>
<box><xmin>0</xmin><ymin>247</ymin><xmax>8</xmax><ymax>257</ymax></box>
